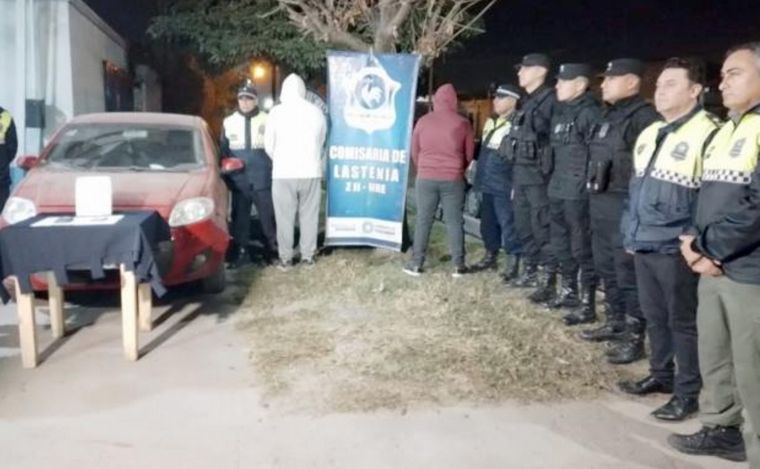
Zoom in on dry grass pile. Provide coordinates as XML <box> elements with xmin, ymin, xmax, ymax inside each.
<box><xmin>237</xmin><ymin>223</ymin><xmax>625</xmax><ymax>412</ymax></box>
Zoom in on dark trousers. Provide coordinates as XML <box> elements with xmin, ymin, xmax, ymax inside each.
<box><xmin>0</xmin><ymin>185</ymin><xmax>8</xmax><ymax>212</ymax></box>
<box><xmin>412</xmin><ymin>178</ymin><xmax>465</xmax><ymax>267</ymax></box>
<box><xmin>590</xmin><ymin>194</ymin><xmax>642</xmax><ymax>326</ymax></box>
<box><xmin>549</xmin><ymin>197</ymin><xmax>595</xmax><ymax>285</ymax></box>
<box><xmin>480</xmin><ymin>192</ymin><xmax>521</xmax><ymax>255</ymax></box>
<box><xmin>635</xmin><ymin>252</ymin><xmax>700</xmax><ymax>398</ymax></box>
<box><xmin>231</xmin><ymin>188</ymin><xmax>277</xmax><ymax>252</ymax></box>
<box><xmin>513</xmin><ymin>183</ymin><xmax>553</xmax><ymax>268</ymax></box>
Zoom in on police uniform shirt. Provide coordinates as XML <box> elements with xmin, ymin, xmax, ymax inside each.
<box><xmin>693</xmin><ymin>104</ymin><xmax>760</xmax><ymax>283</ymax></box>
<box><xmin>223</xmin><ymin>110</ymin><xmax>267</xmax><ymax>152</ymax></box>
<box><xmin>548</xmin><ymin>92</ymin><xmax>602</xmax><ymax>199</ymax></box>
<box><xmin>624</xmin><ymin>107</ymin><xmax>720</xmax><ymax>253</ymax></box>
<box><xmin>221</xmin><ymin>109</ymin><xmax>271</xmax><ymax>191</ymax></box>
<box><xmin>511</xmin><ymin>84</ymin><xmax>557</xmax><ymax>186</ymax></box>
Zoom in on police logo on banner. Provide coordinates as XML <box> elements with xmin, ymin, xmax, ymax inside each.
<box><xmin>343</xmin><ymin>57</ymin><xmax>400</xmax><ymax>133</ymax></box>
<box><xmin>671</xmin><ymin>141</ymin><xmax>689</xmax><ymax>161</ymax></box>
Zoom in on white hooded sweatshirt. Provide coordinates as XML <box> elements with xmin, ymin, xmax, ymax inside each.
<box><xmin>264</xmin><ymin>74</ymin><xmax>327</xmax><ymax>179</ymax></box>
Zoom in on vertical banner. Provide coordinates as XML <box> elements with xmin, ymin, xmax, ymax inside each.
<box><xmin>325</xmin><ymin>50</ymin><xmax>421</xmax><ymax>251</ymax></box>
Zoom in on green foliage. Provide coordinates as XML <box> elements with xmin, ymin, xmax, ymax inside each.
<box><xmin>148</xmin><ymin>0</ymin><xmax>493</xmax><ymax>75</ymax></box>
<box><xmin>148</xmin><ymin>0</ymin><xmax>326</xmax><ymax>76</ymax></box>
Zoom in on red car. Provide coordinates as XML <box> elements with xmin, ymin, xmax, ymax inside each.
<box><xmin>1</xmin><ymin>112</ymin><xmax>236</xmax><ymax>293</ymax></box>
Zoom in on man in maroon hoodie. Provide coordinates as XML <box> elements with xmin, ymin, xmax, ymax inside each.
<box><xmin>403</xmin><ymin>84</ymin><xmax>475</xmax><ymax>278</ymax></box>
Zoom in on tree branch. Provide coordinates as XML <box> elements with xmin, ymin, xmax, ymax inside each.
<box><xmin>279</xmin><ymin>0</ymin><xmax>372</xmax><ymax>51</ymax></box>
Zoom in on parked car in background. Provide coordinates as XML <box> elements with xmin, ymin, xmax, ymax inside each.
<box><xmin>1</xmin><ymin>113</ymin><xmax>232</xmax><ymax>293</ymax></box>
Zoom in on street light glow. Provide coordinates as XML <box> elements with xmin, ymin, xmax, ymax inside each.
<box><xmin>252</xmin><ymin>63</ymin><xmax>267</xmax><ymax>79</ymax></box>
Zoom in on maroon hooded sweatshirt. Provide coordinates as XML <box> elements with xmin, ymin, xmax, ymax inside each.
<box><xmin>411</xmin><ymin>83</ymin><xmax>475</xmax><ymax>181</ymax></box>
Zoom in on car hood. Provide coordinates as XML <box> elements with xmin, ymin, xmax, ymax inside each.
<box><xmin>16</xmin><ymin>167</ymin><xmax>208</xmax><ymax>215</ymax></box>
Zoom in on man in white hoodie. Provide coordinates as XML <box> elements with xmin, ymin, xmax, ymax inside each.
<box><xmin>265</xmin><ymin>74</ymin><xmax>328</xmax><ymax>269</ymax></box>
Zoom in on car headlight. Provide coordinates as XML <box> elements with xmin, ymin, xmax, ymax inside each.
<box><xmin>168</xmin><ymin>197</ymin><xmax>214</xmax><ymax>227</ymax></box>
<box><xmin>2</xmin><ymin>197</ymin><xmax>37</xmax><ymax>224</ymax></box>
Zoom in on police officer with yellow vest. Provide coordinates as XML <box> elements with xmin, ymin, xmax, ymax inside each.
<box><xmin>504</xmin><ymin>53</ymin><xmax>557</xmax><ymax>299</ymax></box>
<box><xmin>669</xmin><ymin>42</ymin><xmax>760</xmax><ymax>466</ymax></box>
<box><xmin>220</xmin><ymin>82</ymin><xmax>277</xmax><ymax>267</ymax></box>
<box><xmin>0</xmin><ymin>106</ymin><xmax>18</xmax><ymax>210</ymax></box>
<box><xmin>546</xmin><ymin>64</ymin><xmax>602</xmax><ymax>321</ymax></box>
<box><xmin>471</xmin><ymin>84</ymin><xmax>523</xmax><ymax>280</ymax></box>
<box><xmin>578</xmin><ymin>59</ymin><xmax>659</xmax><ymax>366</ymax></box>
<box><xmin>619</xmin><ymin>58</ymin><xmax>720</xmax><ymax>422</ymax></box>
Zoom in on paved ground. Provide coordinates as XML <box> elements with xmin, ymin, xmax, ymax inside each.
<box><xmin>0</xmin><ymin>286</ymin><xmax>745</xmax><ymax>469</ymax></box>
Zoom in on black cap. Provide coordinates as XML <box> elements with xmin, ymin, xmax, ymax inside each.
<box><xmin>493</xmin><ymin>84</ymin><xmax>522</xmax><ymax>100</ymax></box>
<box><xmin>557</xmin><ymin>63</ymin><xmax>593</xmax><ymax>80</ymax></box>
<box><xmin>515</xmin><ymin>53</ymin><xmax>551</xmax><ymax>70</ymax></box>
<box><xmin>601</xmin><ymin>58</ymin><xmax>645</xmax><ymax>77</ymax></box>
<box><xmin>237</xmin><ymin>81</ymin><xmax>258</xmax><ymax>98</ymax></box>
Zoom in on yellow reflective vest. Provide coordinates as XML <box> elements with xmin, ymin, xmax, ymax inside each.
<box><xmin>694</xmin><ymin>105</ymin><xmax>760</xmax><ymax>283</ymax></box>
<box><xmin>622</xmin><ymin>108</ymin><xmax>720</xmax><ymax>253</ymax></box>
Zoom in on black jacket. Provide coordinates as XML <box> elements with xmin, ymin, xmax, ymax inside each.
<box><xmin>694</xmin><ymin>105</ymin><xmax>760</xmax><ymax>284</ymax></box>
<box><xmin>548</xmin><ymin>92</ymin><xmax>602</xmax><ymax>200</ymax></box>
<box><xmin>504</xmin><ymin>84</ymin><xmax>556</xmax><ymax>186</ymax></box>
<box><xmin>588</xmin><ymin>95</ymin><xmax>659</xmax><ymax>195</ymax></box>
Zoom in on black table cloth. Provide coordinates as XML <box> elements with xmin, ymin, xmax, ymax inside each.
<box><xmin>0</xmin><ymin>211</ymin><xmax>171</xmax><ymax>302</ymax></box>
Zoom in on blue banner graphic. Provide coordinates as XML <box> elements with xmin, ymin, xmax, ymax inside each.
<box><xmin>325</xmin><ymin>50</ymin><xmax>421</xmax><ymax>251</ymax></box>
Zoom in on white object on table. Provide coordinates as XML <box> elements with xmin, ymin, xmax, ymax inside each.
<box><xmin>75</xmin><ymin>176</ymin><xmax>113</xmax><ymax>217</ymax></box>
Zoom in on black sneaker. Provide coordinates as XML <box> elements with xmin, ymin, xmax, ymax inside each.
<box><xmin>403</xmin><ymin>263</ymin><xmax>423</xmax><ymax>277</ymax></box>
<box><xmin>667</xmin><ymin>426</ymin><xmax>747</xmax><ymax>462</ymax></box>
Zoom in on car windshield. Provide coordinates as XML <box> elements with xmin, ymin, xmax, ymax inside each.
<box><xmin>45</xmin><ymin>123</ymin><xmax>206</xmax><ymax>171</ymax></box>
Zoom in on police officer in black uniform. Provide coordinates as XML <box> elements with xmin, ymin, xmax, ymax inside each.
<box><xmin>578</xmin><ymin>59</ymin><xmax>660</xmax><ymax>365</ymax></box>
<box><xmin>546</xmin><ymin>64</ymin><xmax>602</xmax><ymax>324</ymax></box>
<box><xmin>220</xmin><ymin>82</ymin><xmax>277</xmax><ymax>267</ymax></box>
<box><xmin>504</xmin><ymin>54</ymin><xmax>557</xmax><ymax>301</ymax></box>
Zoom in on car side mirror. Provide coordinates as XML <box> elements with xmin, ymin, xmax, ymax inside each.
<box><xmin>17</xmin><ymin>155</ymin><xmax>39</xmax><ymax>171</ymax></box>
<box><xmin>220</xmin><ymin>157</ymin><xmax>244</xmax><ymax>175</ymax></box>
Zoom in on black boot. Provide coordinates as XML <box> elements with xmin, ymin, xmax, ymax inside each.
<box><xmin>606</xmin><ymin>318</ymin><xmax>646</xmax><ymax>364</ymax></box>
<box><xmin>472</xmin><ymin>250</ymin><xmax>499</xmax><ymax>271</ymax></box>
<box><xmin>510</xmin><ymin>263</ymin><xmax>538</xmax><ymax>288</ymax></box>
<box><xmin>528</xmin><ymin>269</ymin><xmax>557</xmax><ymax>304</ymax></box>
<box><xmin>577</xmin><ymin>303</ymin><xmax>625</xmax><ymax>342</ymax></box>
<box><xmin>501</xmin><ymin>255</ymin><xmax>520</xmax><ymax>283</ymax></box>
<box><xmin>548</xmin><ymin>274</ymin><xmax>580</xmax><ymax>309</ymax></box>
<box><xmin>563</xmin><ymin>284</ymin><xmax>596</xmax><ymax>325</ymax></box>
<box><xmin>606</xmin><ymin>334</ymin><xmax>645</xmax><ymax>364</ymax></box>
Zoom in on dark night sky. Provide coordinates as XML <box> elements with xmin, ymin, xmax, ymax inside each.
<box><xmin>84</xmin><ymin>0</ymin><xmax>760</xmax><ymax>95</ymax></box>
<box><xmin>438</xmin><ymin>0</ymin><xmax>760</xmax><ymax>93</ymax></box>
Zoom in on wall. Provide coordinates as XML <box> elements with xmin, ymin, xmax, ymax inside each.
<box><xmin>68</xmin><ymin>0</ymin><xmax>128</xmax><ymax>115</ymax></box>
<box><xmin>0</xmin><ymin>0</ymin><xmax>127</xmax><ymax>157</ymax></box>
